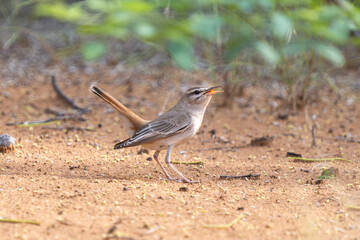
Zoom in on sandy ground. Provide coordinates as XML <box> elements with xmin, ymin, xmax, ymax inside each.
<box><xmin>0</xmin><ymin>67</ymin><xmax>359</xmax><ymax>240</ymax></box>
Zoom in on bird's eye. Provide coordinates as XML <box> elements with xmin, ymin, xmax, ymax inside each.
<box><xmin>194</xmin><ymin>90</ymin><xmax>200</xmax><ymax>95</ymax></box>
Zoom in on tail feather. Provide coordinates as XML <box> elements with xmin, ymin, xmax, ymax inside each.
<box><xmin>89</xmin><ymin>85</ymin><xmax>148</xmax><ymax>133</ymax></box>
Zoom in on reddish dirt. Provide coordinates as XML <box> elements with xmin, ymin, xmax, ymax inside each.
<box><xmin>0</xmin><ymin>67</ymin><xmax>359</xmax><ymax>240</ymax></box>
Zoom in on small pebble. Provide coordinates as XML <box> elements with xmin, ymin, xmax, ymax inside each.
<box><xmin>137</xmin><ymin>148</ymin><xmax>149</xmax><ymax>155</ymax></box>
<box><xmin>0</xmin><ymin>134</ymin><xmax>16</xmax><ymax>153</ymax></box>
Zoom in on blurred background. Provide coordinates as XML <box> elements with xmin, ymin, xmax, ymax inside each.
<box><xmin>1</xmin><ymin>0</ymin><xmax>360</xmax><ymax>107</ymax></box>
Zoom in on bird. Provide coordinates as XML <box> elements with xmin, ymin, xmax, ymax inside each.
<box><xmin>90</xmin><ymin>85</ymin><xmax>223</xmax><ymax>183</ymax></box>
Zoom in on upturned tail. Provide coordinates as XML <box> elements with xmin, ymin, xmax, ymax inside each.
<box><xmin>89</xmin><ymin>85</ymin><xmax>148</xmax><ymax>133</ymax></box>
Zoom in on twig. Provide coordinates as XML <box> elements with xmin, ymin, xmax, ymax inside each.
<box><xmin>6</xmin><ymin>76</ymin><xmax>90</xmax><ymax>127</ymax></box>
<box><xmin>335</xmin><ymin>136</ymin><xmax>360</xmax><ymax>144</ymax></box>
<box><xmin>145</xmin><ymin>225</ymin><xmax>160</xmax><ymax>235</ymax></box>
<box><xmin>311</xmin><ymin>124</ymin><xmax>316</xmax><ymax>147</ymax></box>
<box><xmin>289</xmin><ymin>157</ymin><xmax>351</xmax><ymax>163</ymax></box>
<box><xmin>203</xmin><ymin>214</ymin><xmax>243</xmax><ymax>228</ymax></box>
<box><xmin>219</xmin><ymin>174</ymin><xmax>260</xmax><ymax>179</ymax></box>
<box><xmin>346</xmin><ymin>205</ymin><xmax>360</xmax><ymax>211</ymax></box>
<box><xmin>42</xmin><ymin>126</ymin><xmax>94</xmax><ymax>131</ymax></box>
<box><xmin>6</xmin><ymin>113</ymin><xmax>86</xmax><ymax>126</ymax></box>
<box><xmin>170</xmin><ymin>161</ymin><xmax>203</xmax><ymax>165</ymax></box>
<box><xmin>300</xmin><ymin>164</ymin><xmax>330</xmax><ymax>173</ymax></box>
<box><xmin>310</xmin><ymin>164</ymin><xmax>329</xmax><ymax>172</ymax></box>
<box><xmin>242</xmin><ymin>190</ymin><xmax>247</xmax><ymax>200</ymax></box>
<box><xmin>0</xmin><ymin>218</ymin><xmax>40</xmax><ymax>225</ymax></box>
<box><xmin>51</xmin><ymin>76</ymin><xmax>89</xmax><ymax>112</ymax></box>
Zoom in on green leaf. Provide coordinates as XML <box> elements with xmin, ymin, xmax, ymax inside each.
<box><xmin>255</xmin><ymin>41</ymin><xmax>280</xmax><ymax>65</ymax></box>
<box><xmin>272</xmin><ymin>13</ymin><xmax>292</xmax><ymax>39</ymax></box>
<box><xmin>168</xmin><ymin>40</ymin><xmax>194</xmax><ymax>70</ymax></box>
<box><xmin>311</xmin><ymin>23</ymin><xmax>348</xmax><ymax>44</ymax></box>
<box><xmin>86</xmin><ymin>0</ymin><xmax>114</xmax><ymax>12</ymax></box>
<box><xmin>224</xmin><ymin>22</ymin><xmax>254</xmax><ymax>60</ymax></box>
<box><xmin>235</xmin><ymin>0</ymin><xmax>254</xmax><ymax>13</ymax></box>
<box><xmin>281</xmin><ymin>41</ymin><xmax>310</xmax><ymax>56</ymax></box>
<box><xmin>81</xmin><ymin>41</ymin><xmax>107</xmax><ymax>61</ymax></box>
<box><xmin>314</xmin><ymin>44</ymin><xmax>344</xmax><ymax>67</ymax></box>
<box><xmin>257</xmin><ymin>0</ymin><xmax>274</xmax><ymax>9</ymax></box>
<box><xmin>35</xmin><ymin>3</ymin><xmax>84</xmax><ymax>22</ymax></box>
<box><xmin>79</xmin><ymin>25</ymin><xmax>128</xmax><ymax>38</ymax></box>
<box><xmin>318</xmin><ymin>6</ymin><xmax>343</xmax><ymax>22</ymax></box>
<box><xmin>294</xmin><ymin>9</ymin><xmax>319</xmax><ymax>22</ymax></box>
<box><xmin>134</xmin><ymin>23</ymin><xmax>156</xmax><ymax>39</ymax></box>
<box><xmin>121</xmin><ymin>1</ymin><xmax>154</xmax><ymax>13</ymax></box>
<box><xmin>190</xmin><ymin>14</ymin><xmax>222</xmax><ymax>40</ymax></box>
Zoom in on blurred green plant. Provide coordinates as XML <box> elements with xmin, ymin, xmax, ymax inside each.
<box><xmin>34</xmin><ymin>0</ymin><xmax>360</xmax><ymax>105</ymax></box>
<box><xmin>1</xmin><ymin>0</ymin><xmax>59</xmax><ymax>61</ymax></box>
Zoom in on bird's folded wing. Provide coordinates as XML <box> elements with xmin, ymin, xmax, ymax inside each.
<box><xmin>114</xmin><ymin>112</ymin><xmax>191</xmax><ymax>149</ymax></box>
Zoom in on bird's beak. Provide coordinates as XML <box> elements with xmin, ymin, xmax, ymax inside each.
<box><xmin>205</xmin><ymin>86</ymin><xmax>223</xmax><ymax>95</ymax></box>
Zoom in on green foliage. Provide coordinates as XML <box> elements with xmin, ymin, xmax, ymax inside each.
<box><xmin>318</xmin><ymin>167</ymin><xmax>339</xmax><ymax>179</ymax></box>
<box><xmin>81</xmin><ymin>41</ymin><xmax>107</xmax><ymax>61</ymax></box>
<box><xmin>33</xmin><ymin>0</ymin><xmax>360</xmax><ymax>70</ymax></box>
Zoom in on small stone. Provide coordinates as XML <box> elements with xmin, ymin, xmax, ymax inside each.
<box><xmin>146</xmin><ymin>157</ymin><xmax>152</xmax><ymax>161</ymax></box>
<box><xmin>137</xmin><ymin>148</ymin><xmax>149</xmax><ymax>155</ymax></box>
<box><xmin>315</xmin><ymin>179</ymin><xmax>323</xmax><ymax>185</ymax></box>
<box><xmin>123</xmin><ymin>186</ymin><xmax>130</xmax><ymax>191</ymax></box>
<box><xmin>209</xmin><ymin>129</ymin><xmax>216</xmax><ymax>138</ymax></box>
<box><xmin>0</xmin><ymin>134</ymin><xmax>16</xmax><ymax>153</ymax></box>
<box><xmin>179</xmin><ymin>187</ymin><xmax>188</xmax><ymax>192</ymax></box>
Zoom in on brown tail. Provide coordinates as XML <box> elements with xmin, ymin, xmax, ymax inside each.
<box><xmin>89</xmin><ymin>85</ymin><xmax>148</xmax><ymax>132</ymax></box>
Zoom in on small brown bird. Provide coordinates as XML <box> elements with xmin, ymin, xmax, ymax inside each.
<box><xmin>90</xmin><ymin>85</ymin><xmax>222</xmax><ymax>183</ymax></box>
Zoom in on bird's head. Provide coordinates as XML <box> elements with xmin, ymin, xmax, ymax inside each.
<box><xmin>180</xmin><ymin>86</ymin><xmax>223</xmax><ymax>108</ymax></box>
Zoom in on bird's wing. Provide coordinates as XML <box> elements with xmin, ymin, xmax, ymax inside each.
<box><xmin>114</xmin><ymin>112</ymin><xmax>191</xmax><ymax>149</ymax></box>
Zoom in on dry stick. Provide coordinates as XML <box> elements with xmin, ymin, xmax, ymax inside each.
<box><xmin>170</xmin><ymin>161</ymin><xmax>203</xmax><ymax>165</ymax></box>
<box><xmin>0</xmin><ymin>218</ymin><xmax>40</xmax><ymax>225</ymax></box>
<box><xmin>346</xmin><ymin>205</ymin><xmax>360</xmax><ymax>211</ymax></box>
<box><xmin>300</xmin><ymin>164</ymin><xmax>330</xmax><ymax>173</ymax></box>
<box><xmin>311</xmin><ymin>124</ymin><xmax>316</xmax><ymax>147</ymax></box>
<box><xmin>6</xmin><ymin>113</ymin><xmax>86</xmax><ymax>126</ymax></box>
<box><xmin>42</xmin><ymin>126</ymin><xmax>94</xmax><ymax>131</ymax></box>
<box><xmin>6</xmin><ymin>76</ymin><xmax>90</xmax><ymax>126</ymax></box>
<box><xmin>288</xmin><ymin>157</ymin><xmax>352</xmax><ymax>163</ymax></box>
<box><xmin>203</xmin><ymin>214</ymin><xmax>243</xmax><ymax>228</ymax></box>
<box><xmin>219</xmin><ymin>174</ymin><xmax>260</xmax><ymax>179</ymax></box>
<box><xmin>335</xmin><ymin>136</ymin><xmax>360</xmax><ymax>144</ymax></box>
<box><xmin>51</xmin><ymin>76</ymin><xmax>90</xmax><ymax>112</ymax></box>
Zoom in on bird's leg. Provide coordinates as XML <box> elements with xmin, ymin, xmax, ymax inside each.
<box><xmin>153</xmin><ymin>150</ymin><xmax>173</xmax><ymax>180</ymax></box>
<box><xmin>165</xmin><ymin>145</ymin><xmax>199</xmax><ymax>183</ymax></box>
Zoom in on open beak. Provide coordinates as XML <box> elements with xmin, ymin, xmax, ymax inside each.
<box><xmin>205</xmin><ymin>86</ymin><xmax>223</xmax><ymax>95</ymax></box>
